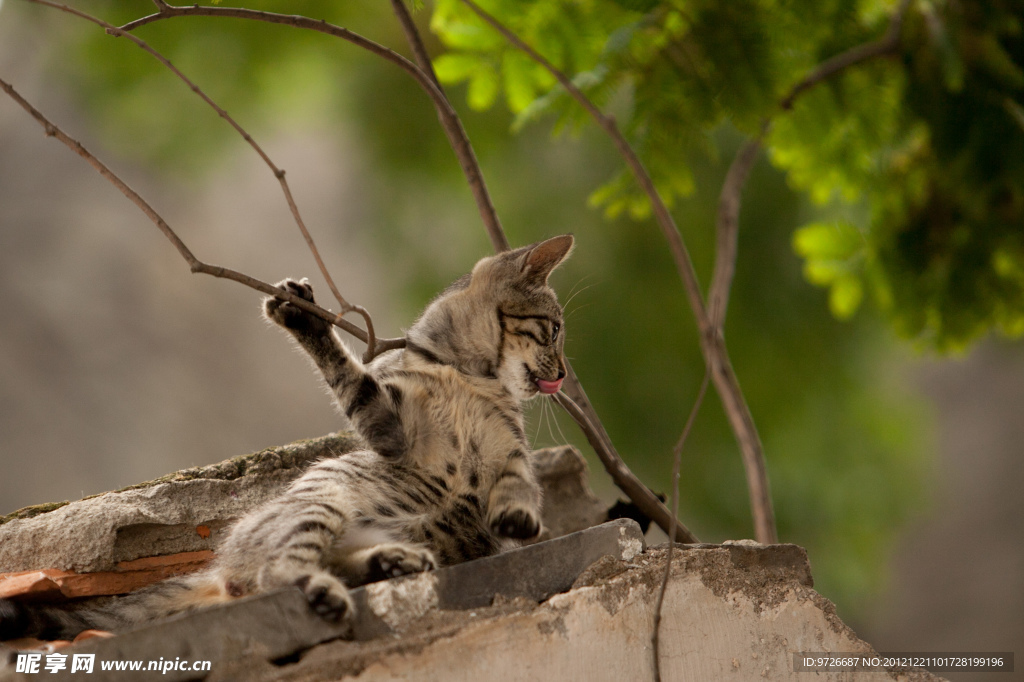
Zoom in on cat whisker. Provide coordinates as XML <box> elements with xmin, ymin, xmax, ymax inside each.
<box><xmin>562</xmin><ymin>281</ymin><xmax>597</xmax><ymax>317</ymax></box>
<box><xmin>541</xmin><ymin>399</ymin><xmax>556</xmax><ymax>447</ymax></box>
<box><xmin>565</xmin><ymin>274</ymin><xmax>595</xmax><ymax>301</ymax></box>
<box><xmin>546</xmin><ymin>397</ymin><xmax>570</xmax><ymax>446</ymax></box>
<box><xmin>564</xmin><ymin>301</ymin><xmax>595</xmax><ymax>319</ymax></box>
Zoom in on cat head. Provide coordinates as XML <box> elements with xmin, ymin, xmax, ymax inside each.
<box><xmin>406</xmin><ymin>234</ymin><xmax>574</xmax><ymax>401</ymax></box>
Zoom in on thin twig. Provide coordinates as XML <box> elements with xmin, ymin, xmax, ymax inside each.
<box><xmin>388</xmin><ymin>0</ymin><xmax>508</xmax><ymax>252</ymax></box>
<box><xmin>779</xmin><ymin>0</ymin><xmax>912</xmax><ymax>110</ymax></box>
<box><xmin>703</xmin><ymin>0</ymin><xmax>913</xmax><ymax>536</ymax></box>
<box><xmin>457</xmin><ymin>0</ymin><xmax>706</xmax><ymax>322</ymax></box>
<box><xmin>708</xmin><ymin>131</ymin><xmax>765</xmax><ymax>331</ymax></box>
<box><xmin>554</xmin><ymin>392</ymin><xmax>699</xmax><ymax>544</ymax></box>
<box><xmin>0</xmin><ymin>75</ymin><xmax>405</xmax><ymax>354</ymax></box>
<box><xmin>118</xmin><ymin>1</ymin><xmax>509</xmax><ymax>253</ymax></box>
<box><xmin>456</xmin><ymin>0</ymin><xmax>916</xmax><ymax>545</ymax></box>
<box><xmin>27</xmin><ymin>0</ymin><xmax>388</xmax><ymax>360</ymax></box>
<box><xmin>458</xmin><ymin>0</ymin><xmax>777</xmax><ymax>543</ymax></box>
<box><xmin>652</xmin><ymin>370</ymin><xmax>709</xmax><ymax>682</ymax></box>
<box><xmin>387</xmin><ymin>0</ymin><xmax>701</xmax><ymax>539</ymax></box>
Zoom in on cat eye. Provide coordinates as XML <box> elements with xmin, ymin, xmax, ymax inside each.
<box><xmin>550</xmin><ymin>323</ymin><xmax>560</xmax><ymax>344</ymax></box>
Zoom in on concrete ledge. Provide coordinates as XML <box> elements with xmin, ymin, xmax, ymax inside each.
<box><xmin>0</xmin><ymin>436</ymin><xmax>941</xmax><ymax>682</ymax></box>
<box><xmin>0</xmin><ymin>438</ymin><xmax>602</xmax><ymax>583</ymax></box>
<box><xmin>0</xmin><ymin>434</ymin><xmax>364</xmax><ymax>574</ymax></box>
<box><xmin>235</xmin><ymin>543</ymin><xmax>943</xmax><ymax>682</ymax></box>
<box><xmin>0</xmin><ymin>529</ymin><xmax>942</xmax><ymax>682</ymax></box>
<box><xmin>1</xmin><ymin>520</ymin><xmax>647</xmax><ymax>682</ymax></box>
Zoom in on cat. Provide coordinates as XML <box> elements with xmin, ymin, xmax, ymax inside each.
<box><xmin>0</xmin><ymin>234</ymin><xmax>574</xmax><ymax>640</ymax></box>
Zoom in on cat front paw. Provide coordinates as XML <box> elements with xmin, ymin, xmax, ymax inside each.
<box><xmin>264</xmin><ymin>278</ymin><xmax>331</xmax><ymax>337</ymax></box>
<box><xmin>366</xmin><ymin>544</ymin><xmax>437</xmax><ymax>583</ymax></box>
<box><xmin>294</xmin><ymin>572</ymin><xmax>353</xmax><ymax>623</ymax></box>
<box><xmin>489</xmin><ymin>508</ymin><xmax>542</xmax><ymax>540</ymax></box>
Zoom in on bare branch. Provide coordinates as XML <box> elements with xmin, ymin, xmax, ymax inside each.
<box><xmin>0</xmin><ymin>74</ymin><xmax>404</xmax><ymax>352</ymax></box>
<box><xmin>703</xmin><ymin>0</ymin><xmax>914</xmax><ymax>536</ymax></box>
<box><xmin>780</xmin><ymin>0</ymin><xmax>912</xmax><ymax>110</ymax></box>
<box><xmin>119</xmin><ymin>1</ymin><xmax>432</xmax><ymax>94</ymax></box>
<box><xmin>652</xmin><ymin>370</ymin><xmax>709</xmax><ymax>682</ymax></box>
<box><xmin>458</xmin><ymin>0</ymin><xmax>777</xmax><ymax>543</ymax></box>
<box><xmin>388</xmin><ymin>0</ymin><xmax>439</xmax><ymax>85</ymax></box>
<box><xmin>708</xmin><ymin>133</ymin><xmax>764</xmax><ymax>331</ymax></box>
<box><xmin>389</xmin><ymin>0</ymin><xmax>508</xmax><ymax>252</ymax></box>
<box><xmin>350</xmin><ymin>305</ymin><xmax>379</xmax><ymax>365</ymax></box>
<box><xmin>117</xmin><ymin>1</ymin><xmax>510</xmax><ymax>252</ymax></box>
<box><xmin>553</xmin><ymin>392</ymin><xmax>699</xmax><ymax>544</ymax></box>
<box><xmin>457</xmin><ymin>0</ymin><xmax>706</xmax><ymax>322</ymax></box>
<box><xmin>388</xmin><ymin>0</ymin><xmax>698</xmax><ymax>540</ymax></box>
<box><xmin>26</xmin><ymin>0</ymin><xmax>394</xmax><ymax>357</ymax></box>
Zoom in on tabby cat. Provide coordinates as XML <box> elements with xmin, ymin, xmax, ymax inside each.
<box><xmin>0</xmin><ymin>234</ymin><xmax>574</xmax><ymax>639</ymax></box>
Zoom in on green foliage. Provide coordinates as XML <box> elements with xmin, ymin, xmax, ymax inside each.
<box><xmin>792</xmin><ymin>221</ymin><xmax>869</xmax><ymax>319</ymax></box>
<box><xmin>768</xmin><ymin>1</ymin><xmax>1024</xmax><ymax>351</ymax></box>
<box><xmin>432</xmin><ymin>0</ymin><xmax>1024</xmax><ymax>350</ymax></box>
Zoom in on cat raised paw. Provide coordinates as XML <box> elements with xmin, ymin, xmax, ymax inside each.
<box><xmin>264</xmin><ymin>278</ymin><xmax>331</xmax><ymax>336</ymax></box>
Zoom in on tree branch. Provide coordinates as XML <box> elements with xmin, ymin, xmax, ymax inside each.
<box><xmin>389</xmin><ymin>0</ymin><xmax>697</xmax><ymax>542</ymax></box>
<box><xmin>118</xmin><ymin>1</ymin><xmax>510</xmax><ymax>253</ymax></box>
<box><xmin>388</xmin><ymin>0</ymin><xmax>508</xmax><ymax>252</ymax></box>
<box><xmin>0</xmin><ymin>75</ymin><xmax>405</xmax><ymax>355</ymax></box>
<box><xmin>652</xmin><ymin>369</ymin><xmax>709</xmax><ymax>682</ymax></box>
<box><xmin>26</xmin><ymin>0</ymin><xmax>394</xmax><ymax>360</ymax></box>
<box><xmin>703</xmin><ymin>0</ymin><xmax>914</xmax><ymax>530</ymax></box>
<box><xmin>708</xmin><ymin>132</ymin><xmax>765</xmax><ymax>331</ymax></box>
<box><xmin>554</xmin><ymin>392</ymin><xmax>698</xmax><ymax>544</ymax></box>
<box><xmin>779</xmin><ymin>0</ymin><xmax>913</xmax><ymax>111</ymax></box>
<box><xmin>458</xmin><ymin>0</ymin><xmax>776</xmax><ymax>543</ymax></box>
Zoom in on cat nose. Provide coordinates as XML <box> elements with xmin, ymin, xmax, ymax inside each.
<box><xmin>556</xmin><ymin>368</ymin><xmax>566</xmax><ymax>380</ymax></box>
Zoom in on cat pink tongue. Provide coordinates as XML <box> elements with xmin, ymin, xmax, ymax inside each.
<box><xmin>536</xmin><ymin>378</ymin><xmax>563</xmax><ymax>394</ymax></box>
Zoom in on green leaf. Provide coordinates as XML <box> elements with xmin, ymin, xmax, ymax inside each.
<box><xmin>433</xmin><ymin>53</ymin><xmax>480</xmax><ymax>85</ymax></box>
<box><xmin>467</xmin><ymin>63</ymin><xmax>500</xmax><ymax>111</ymax></box>
<box><xmin>434</xmin><ymin>22</ymin><xmax>505</xmax><ymax>51</ymax></box>
<box><xmin>793</xmin><ymin>222</ymin><xmax>869</xmax><ymax>320</ymax></box>
<box><xmin>829</xmin><ymin>275</ymin><xmax>865</xmax><ymax>319</ymax></box>
<box><xmin>793</xmin><ymin>222</ymin><xmax>865</xmax><ymax>261</ymax></box>
<box><xmin>502</xmin><ymin>51</ymin><xmax>537</xmax><ymax>113</ymax></box>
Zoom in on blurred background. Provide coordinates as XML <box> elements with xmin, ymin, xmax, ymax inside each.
<box><xmin>0</xmin><ymin>1</ymin><xmax>1020</xmax><ymax>678</ymax></box>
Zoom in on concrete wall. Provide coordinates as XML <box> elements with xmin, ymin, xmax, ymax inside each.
<box><xmin>213</xmin><ymin>545</ymin><xmax>943</xmax><ymax>682</ymax></box>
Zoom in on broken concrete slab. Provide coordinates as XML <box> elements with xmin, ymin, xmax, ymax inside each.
<box><xmin>0</xmin><ymin>438</ymin><xmax>606</xmax><ymax>586</ymax></box>
<box><xmin>527</xmin><ymin>445</ymin><xmax>607</xmax><ymax>543</ymax></box>
<box><xmin>0</xmin><ymin>553</ymin><xmax>215</xmax><ymax>602</ymax></box>
<box><xmin>231</xmin><ymin>543</ymin><xmax>946</xmax><ymax>682</ymax></box>
<box><xmin>1</xmin><ymin>530</ymin><xmax>943</xmax><ymax>682</ymax></box>
<box><xmin>0</xmin><ymin>520</ymin><xmax>647</xmax><ymax>682</ymax></box>
<box><xmin>0</xmin><ymin>433</ymin><xmax>364</xmax><ymax>575</ymax></box>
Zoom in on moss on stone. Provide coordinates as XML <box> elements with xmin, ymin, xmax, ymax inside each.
<box><xmin>0</xmin><ymin>500</ymin><xmax>72</xmax><ymax>526</ymax></box>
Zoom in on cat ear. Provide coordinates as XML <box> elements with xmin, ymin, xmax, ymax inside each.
<box><xmin>521</xmin><ymin>234</ymin><xmax>574</xmax><ymax>283</ymax></box>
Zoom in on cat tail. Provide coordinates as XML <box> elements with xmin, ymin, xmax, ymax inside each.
<box><xmin>0</xmin><ymin>570</ymin><xmax>228</xmax><ymax>641</ymax></box>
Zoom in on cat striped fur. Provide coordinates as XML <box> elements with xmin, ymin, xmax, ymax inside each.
<box><xmin>0</xmin><ymin>234</ymin><xmax>574</xmax><ymax>640</ymax></box>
